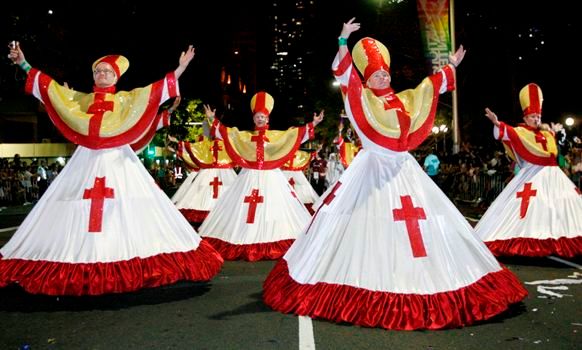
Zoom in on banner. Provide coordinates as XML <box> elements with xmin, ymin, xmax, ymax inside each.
<box><xmin>416</xmin><ymin>0</ymin><xmax>451</xmax><ymax>73</ymax></box>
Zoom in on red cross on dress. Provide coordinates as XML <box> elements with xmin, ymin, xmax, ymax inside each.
<box><xmin>305</xmin><ymin>181</ymin><xmax>342</xmax><ymax>233</ymax></box>
<box><xmin>83</xmin><ymin>176</ymin><xmax>115</xmax><ymax>232</ymax></box>
<box><xmin>250</xmin><ymin>131</ymin><xmax>270</xmax><ymax>168</ymax></box>
<box><xmin>288</xmin><ymin>177</ymin><xmax>296</xmax><ymax>188</ymax></box>
<box><xmin>87</xmin><ymin>93</ymin><xmax>114</xmax><ymax>137</ymax></box>
<box><xmin>209</xmin><ymin>176</ymin><xmax>223</xmax><ymax>199</ymax></box>
<box><xmin>393</xmin><ymin>195</ymin><xmax>427</xmax><ymax>258</ymax></box>
<box><xmin>534</xmin><ymin>132</ymin><xmax>548</xmax><ymax>151</ymax></box>
<box><xmin>516</xmin><ymin>182</ymin><xmax>537</xmax><ymax>219</ymax></box>
<box><xmin>211</xmin><ymin>140</ymin><xmax>222</xmax><ymax>163</ymax></box>
<box><xmin>244</xmin><ymin>188</ymin><xmax>264</xmax><ymax>224</ymax></box>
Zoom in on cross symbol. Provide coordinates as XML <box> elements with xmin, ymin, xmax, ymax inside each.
<box><xmin>288</xmin><ymin>177</ymin><xmax>296</xmax><ymax>188</ymax></box>
<box><xmin>516</xmin><ymin>182</ymin><xmax>537</xmax><ymax>219</ymax></box>
<box><xmin>211</xmin><ymin>140</ymin><xmax>223</xmax><ymax>163</ymax></box>
<box><xmin>250</xmin><ymin>131</ymin><xmax>270</xmax><ymax>166</ymax></box>
<box><xmin>243</xmin><ymin>188</ymin><xmax>264</xmax><ymax>224</ymax></box>
<box><xmin>83</xmin><ymin>176</ymin><xmax>115</xmax><ymax>232</ymax></box>
<box><xmin>393</xmin><ymin>195</ymin><xmax>427</xmax><ymax>258</ymax></box>
<box><xmin>209</xmin><ymin>176</ymin><xmax>223</xmax><ymax>198</ymax></box>
<box><xmin>305</xmin><ymin>181</ymin><xmax>342</xmax><ymax>233</ymax></box>
<box><xmin>87</xmin><ymin>93</ymin><xmax>114</xmax><ymax>137</ymax></box>
<box><xmin>534</xmin><ymin>132</ymin><xmax>548</xmax><ymax>151</ymax></box>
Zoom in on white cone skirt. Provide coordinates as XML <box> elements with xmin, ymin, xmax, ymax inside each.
<box><xmin>0</xmin><ymin>145</ymin><xmax>223</xmax><ymax>295</ymax></box>
<box><xmin>264</xmin><ymin>149</ymin><xmax>527</xmax><ymax>330</ymax></box>
<box><xmin>171</xmin><ymin>171</ymin><xmax>199</xmax><ymax>204</ymax></box>
<box><xmin>475</xmin><ymin>163</ymin><xmax>582</xmax><ymax>257</ymax></box>
<box><xmin>198</xmin><ymin>168</ymin><xmax>311</xmax><ymax>261</ymax></box>
<box><xmin>282</xmin><ymin>170</ymin><xmax>319</xmax><ymax>214</ymax></box>
<box><xmin>175</xmin><ymin>168</ymin><xmax>238</xmax><ymax>224</ymax></box>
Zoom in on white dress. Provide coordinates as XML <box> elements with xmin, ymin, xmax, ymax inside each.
<box><xmin>281</xmin><ymin>150</ymin><xmax>319</xmax><ymax>214</ymax></box>
<box><xmin>0</xmin><ymin>68</ymin><xmax>223</xmax><ymax>296</ymax></box>
<box><xmin>174</xmin><ymin>139</ymin><xmax>237</xmax><ymax>224</ymax></box>
<box><xmin>474</xmin><ymin>122</ymin><xmax>582</xmax><ymax>257</ymax></box>
<box><xmin>198</xmin><ymin>121</ymin><xmax>314</xmax><ymax>261</ymax></box>
<box><xmin>263</xmin><ymin>50</ymin><xmax>527</xmax><ymax>330</ymax></box>
<box><xmin>171</xmin><ymin>170</ymin><xmax>199</xmax><ymax>204</ymax></box>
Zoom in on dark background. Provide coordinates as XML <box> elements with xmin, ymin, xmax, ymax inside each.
<box><xmin>0</xmin><ymin>0</ymin><xmax>580</xmax><ymax>146</ymax></box>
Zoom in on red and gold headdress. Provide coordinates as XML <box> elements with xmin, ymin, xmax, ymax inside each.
<box><xmin>352</xmin><ymin>37</ymin><xmax>391</xmax><ymax>81</ymax></box>
<box><xmin>92</xmin><ymin>55</ymin><xmax>129</xmax><ymax>79</ymax></box>
<box><xmin>519</xmin><ymin>83</ymin><xmax>543</xmax><ymax>116</ymax></box>
<box><xmin>250</xmin><ymin>91</ymin><xmax>274</xmax><ymax>116</ymax></box>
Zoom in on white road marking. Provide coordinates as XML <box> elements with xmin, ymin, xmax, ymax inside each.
<box><xmin>547</xmin><ymin>256</ymin><xmax>582</xmax><ymax>269</ymax></box>
<box><xmin>299</xmin><ymin>315</ymin><xmax>316</xmax><ymax>350</ymax></box>
<box><xmin>525</xmin><ymin>258</ymin><xmax>582</xmax><ymax>298</ymax></box>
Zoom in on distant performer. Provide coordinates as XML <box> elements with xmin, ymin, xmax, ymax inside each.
<box><xmin>475</xmin><ymin>83</ymin><xmax>582</xmax><ymax>258</ymax></box>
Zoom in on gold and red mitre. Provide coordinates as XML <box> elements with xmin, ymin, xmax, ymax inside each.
<box><xmin>519</xmin><ymin>83</ymin><xmax>543</xmax><ymax>117</ymax></box>
<box><xmin>92</xmin><ymin>55</ymin><xmax>130</xmax><ymax>79</ymax></box>
<box><xmin>352</xmin><ymin>37</ymin><xmax>391</xmax><ymax>81</ymax></box>
<box><xmin>250</xmin><ymin>91</ymin><xmax>274</xmax><ymax>116</ymax></box>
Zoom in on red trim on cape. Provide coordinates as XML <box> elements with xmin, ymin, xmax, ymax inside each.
<box><xmin>485</xmin><ymin>236</ymin><xmax>582</xmax><ymax>258</ymax></box>
<box><xmin>334</xmin><ymin>54</ymin><xmax>352</xmax><ymax>77</ymax></box>
<box><xmin>203</xmin><ymin>237</ymin><xmax>294</xmax><ymax>261</ymax></box>
<box><xmin>219</xmin><ymin>123</ymin><xmax>306</xmax><ymax>170</ymax></box>
<box><xmin>263</xmin><ymin>259</ymin><xmax>527</xmax><ymax>330</ymax></box>
<box><xmin>130</xmin><ymin>109</ymin><xmax>166</xmax><ymax>152</ymax></box>
<box><xmin>183</xmin><ymin>141</ymin><xmax>234</xmax><ymax>169</ymax></box>
<box><xmin>0</xmin><ymin>240</ymin><xmax>223</xmax><ymax>296</ymax></box>
<box><xmin>503</xmin><ymin>124</ymin><xmax>557</xmax><ymax>166</ymax></box>
<box><xmin>32</xmin><ymin>71</ymin><xmax>176</xmax><ymax>149</ymax></box>
<box><xmin>346</xmin><ymin>69</ymin><xmax>442</xmax><ymax>151</ymax></box>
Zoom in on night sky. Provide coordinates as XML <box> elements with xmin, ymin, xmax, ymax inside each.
<box><xmin>1</xmin><ymin>0</ymin><xmax>580</xmax><ymax>146</ymax></box>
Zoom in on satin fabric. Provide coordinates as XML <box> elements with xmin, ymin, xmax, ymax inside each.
<box><xmin>171</xmin><ymin>171</ymin><xmax>199</xmax><ymax>204</ymax></box>
<box><xmin>175</xmin><ymin>168</ymin><xmax>238</xmax><ymax>224</ymax></box>
<box><xmin>198</xmin><ymin>168</ymin><xmax>311</xmax><ymax>261</ymax></box>
<box><xmin>475</xmin><ymin>163</ymin><xmax>582</xmax><ymax>257</ymax></box>
<box><xmin>0</xmin><ymin>146</ymin><xmax>223</xmax><ymax>295</ymax></box>
<box><xmin>263</xmin><ymin>150</ymin><xmax>527</xmax><ymax>329</ymax></box>
<box><xmin>282</xmin><ymin>170</ymin><xmax>319</xmax><ymax>212</ymax></box>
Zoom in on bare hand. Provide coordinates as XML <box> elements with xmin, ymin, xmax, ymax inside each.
<box><xmin>340</xmin><ymin>17</ymin><xmax>360</xmax><ymax>39</ymax></box>
<box><xmin>449</xmin><ymin>45</ymin><xmax>466</xmax><ymax>68</ymax></box>
<box><xmin>203</xmin><ymin>104</ymin><xmax>216</xmax><ymax>121</ymax></box>
<box><xmin>179</xmin><ymin>45</ymin><xmax>195</xmax><ymax>67</ymax></box>
<box><xmin>169</xmin><ymin>96</ymin><xmax>182</xmax><ymax>113</ymax></box>
<box><xmin>551</xmin><ymin>122</ymin><xmax>564</xmax><ymax>133</ymax></box>
<box><xmin>313</xmin><ymin>110</ymin><xmax>324</xmax><ymax>126</ymax></box>
<box><xmin>7</xmin><ymin>40</ymin><xmax>25</xmax><ymax>65</ymax></box>
<box><xmin>484</xmin><ymin>107</ymin><xmax>500</xmax><ymax>127</ymax></box>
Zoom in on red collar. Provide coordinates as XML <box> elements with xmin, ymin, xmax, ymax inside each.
<box><xmin>254</xmin><ymin>124</ymin><xmax>270</xmax><ymax>131</ymax></box>
<box><xmin>93</xmin><ymin>85</ymin><xmax>117</xmax><ymax>93</ymax></box>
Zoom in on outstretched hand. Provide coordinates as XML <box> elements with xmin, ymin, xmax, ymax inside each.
<box><xmin>203</xmin><ymin>104</ymin><xmax>216</xmax><ymax>122</ymax></box>
<box><xmin>7</xmin><ymin>41</ymin><xmax>25</xmax><ymax>65</ymax></box>
<box><xmin>484</xmin><ymin>107</ymin><xmax>500</xmax><ymax>127</ymax></box>
<box><xmin>340</xmin><ymin>17</ymin><xmax>361</xmax><ymax>39</ymax></box>
<box><xmin>313</xmin><ymin>110</ymin><xmax>325</xmax><ymax>126</ymax></box>
<box><xmin>449</xmin><ymin>45</ymin><xmax>466</xmax><ymax>68</ymax></box>
<box><xmin>174</xmin><ymin>45</ymin><xmax>195</xmax><ymax>80</ymax></box>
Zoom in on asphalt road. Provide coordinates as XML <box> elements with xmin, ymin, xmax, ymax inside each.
<box><xmin>0</xmin><ymin>204</ymin><xmax>580</xmax><ymax>350</ymax></box>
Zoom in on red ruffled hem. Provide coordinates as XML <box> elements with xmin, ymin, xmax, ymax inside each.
<box><xmin>180</xmin><ymin>209</ymin><xmax>209</xmax><ymax>224</ymax></box>
<box><xmin>263</xmin><ymin>259</ymin><xmax>528</xmax><ymax>330</ymax></box>
<box><xmin>486</xmin><ymin>236</ymin><xmax>582</xmax><ymax>258</ymax></box>
<box><xmin>203</xmin><ymin>237</ymin><xmax>294</xmax><ymax>261</ymax></box>
<box><xmin>0</xmin><ymin>240</ymin><xmax>224</xmax><ymax>296</ymax></box>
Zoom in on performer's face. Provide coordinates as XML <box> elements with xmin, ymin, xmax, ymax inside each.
<box><xmin>253</xmin><ymin>112</ymin><xmax>269</xmax><ymax>127</ymax></box>
<box><xmin>366</xmin><ymin>69</ymin><xmax>391</xmax><ymax>89</ymax></box>
<box><xmin>93</xmin><ymin>62</ymin><xmax>117</xmax><ymax>88</ymax></box>
<box><xmin>523</xmin><ymin>113</ymin><xmax>541</xmax><ymax>128</ymax></box>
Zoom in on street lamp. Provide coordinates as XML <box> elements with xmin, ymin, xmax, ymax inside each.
<box><xmin>565</xmin><ymin>117</ymin><xmax>574</xmax><ymax>127</ymax></box>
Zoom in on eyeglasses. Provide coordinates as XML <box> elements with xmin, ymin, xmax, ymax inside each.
<box><xmin>93</xmin><ymin>69</ymin><xmax>115</xmax><ymax>76</ymax></box>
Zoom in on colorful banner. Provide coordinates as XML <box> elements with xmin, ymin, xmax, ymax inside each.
<box><xmin>416</xmin><ymin>0</ymin><xmax>451</xmax><ymax>73</ymax></box>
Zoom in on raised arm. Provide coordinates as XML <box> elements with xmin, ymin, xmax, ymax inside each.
<box><xmin>338</xmin><ymin>18</ymin><xmax>360</xmax><ymax>59</ymax></box>
<box><xmin>203</xmin><ymin>104</ymin><xmax>217</xmax><ymax>124</ymax></box>
<box><xmin>484</xmin><ymin>107</ymin><xmax>501</xmax><ymax>127</ymax></box>
<box><xmin>7</xmin><ymin>41</ymin><xmax>31</xmax><ymax>72</ymax></box>
<box><xmin>174</xmin><ymin>45</ymin><xmax>195</xmax><ymax>80</ymax></box>
<box><xmin>448</xmin><ymin>45</ymin><xmax>466</xmax><ymax>69</ymax></box>
<box><xmin>312</xmin><ymin>110</ymin><xmax>325</xmax><ymax>126</ymax></box>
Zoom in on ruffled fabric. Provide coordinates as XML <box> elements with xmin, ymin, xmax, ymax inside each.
<box><xmin>204</xmin><ymin>237</ymin><xmax>294</xmax><ymax>262</ymax></box>
<box><xmin>263</xmin><ymin>259</ymin><xmax>528</xmax><ymax>330</ymax></box>
<box><xmin>486</xmin><ymin>236</ymin><xmax>582</xmax><ymax>258</ymax></box>
<box><xmin>0</xmin><ymin>241</ymin><xmax>223</xmax><ymax>296</ymax></box>
<box><xmin>180</xmin><ymin>209</ymin><xmax>210</xmax><ymax>224</ymax></box>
